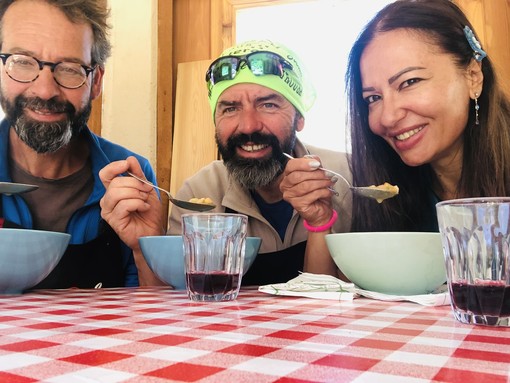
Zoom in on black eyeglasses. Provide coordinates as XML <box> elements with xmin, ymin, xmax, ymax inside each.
<box><xmin>0</xmin><ymin>53</ymin><xmax>96</xmax><ymax>89</ymax></box>
<box><xmin>205</xmin><ymin>51</ymin><xmax>293</xmax><ymax>85</ymax></box>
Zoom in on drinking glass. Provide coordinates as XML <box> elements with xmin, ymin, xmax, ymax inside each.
<box><xmin>182</xmin><ymin>213</ymin><xmax>248</xmax><ymax>302</ymax></box>
<box><xmin>436</xmin><ymin>197</ymin><xmax>510</xmax><ymax>326</ymax></box>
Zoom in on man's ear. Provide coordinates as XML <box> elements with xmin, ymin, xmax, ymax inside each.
<box><xmin>467</xmin><ymin>58</ymin><xmax>484</xmax><ymax>98</ymax></box>
<box><xmin>91</xmin><ymin>66</ymin><xmax>105</xmax><ymax>100</ymax></box>
<box><xmin>296</xmin><ymin>113</ymin><xmax>305</xmax><ymax>132</ymax></box>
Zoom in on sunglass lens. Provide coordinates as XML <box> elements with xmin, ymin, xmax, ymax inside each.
<box><xmin>247</xmin><ymin>52</ymin><xmax>284</xmax><ymax>77</ymax></box>
<box><xmin>207</xmin><ymin>57</ymin><xmax>239</xmax><ymax>85</ymax></box>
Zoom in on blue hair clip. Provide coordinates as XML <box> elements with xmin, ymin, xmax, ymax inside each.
<box><xmin>463</xmin><ymin>26</ymin><xmax>487</xmax><ymax>62</ymax></box>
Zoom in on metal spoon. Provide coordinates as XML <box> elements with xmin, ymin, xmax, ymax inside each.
<box><xmin>283</xmin><ymin>153</ymin><xmax>398</xmax><ymax>202</ymax></box>
<box><xmin>0</xmin><ymin>181</ymin><xmax>39</xmax><ymax>195</ymax></box>
<box><xmin>126</xmin><ymin>172</ymin><xmax>216</xmax><ymax>212</ymax></box>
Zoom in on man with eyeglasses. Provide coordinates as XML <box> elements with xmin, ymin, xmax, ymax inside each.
<box><xmin>101</xmin><ymin>40</ymin><xmax>352</xmax><ymax>286</ymax></box>
<box><xmin>0</xmin><ymin>0</ymin><xmax>163</xmax><ymax>288</ymax></box>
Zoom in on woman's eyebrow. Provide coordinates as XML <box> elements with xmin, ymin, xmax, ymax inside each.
<box><xmin>362</xmin><ymin>66</ymin><xmax>426</xmax><ymax>92</ymax></box>
<box><xmin>388</xmin><ymin>66</ymin><xmax>425</xmax><ymax>85</ymax></box>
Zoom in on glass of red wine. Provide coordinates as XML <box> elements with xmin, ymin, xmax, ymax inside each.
<box><xmin>437</xmin><ymin>197</ymin><xmax>510</xmax><ymax>326</ymax></box>
<box><xmin>182</xmin><ymin>213</ymin><xmax>248</xmax><ymax>302</ymax></box>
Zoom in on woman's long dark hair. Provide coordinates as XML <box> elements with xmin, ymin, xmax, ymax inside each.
<box><xmin>346</xmin><ymin>0</ymin><xmax>510</xmax><ymax>232</ymax></box>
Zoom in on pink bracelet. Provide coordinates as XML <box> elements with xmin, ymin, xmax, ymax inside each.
<box><xmin>303</xmin><ymin>210</ymin><xmax>338</xmax><ymax>232</ymax></box>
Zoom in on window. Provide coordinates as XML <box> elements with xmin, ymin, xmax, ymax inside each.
<box><xmin>236</xmin><ymin>0</ymin><xmax>394</xmax><ymax>153</ymax></box>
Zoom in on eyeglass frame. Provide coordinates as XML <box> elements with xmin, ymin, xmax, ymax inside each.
<box><xmin>0</xmin><ymin>53</ymin><xmax>97</xmax><ymax>89</ymax></box>
<box><xmin>205</xmin><ymin>51</ymin><xmax>293</xmax><ymax>85</ymax></box>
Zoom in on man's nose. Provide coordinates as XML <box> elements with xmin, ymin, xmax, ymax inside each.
<box><xmin>237</xmin><ymin>108</ymin><xmax>263</xmax><ymax>134</ymax></box>
<box><xmin>25</xmin><ymin>66</ymin><xmax>61</xmax><ymax>100</ymax></box>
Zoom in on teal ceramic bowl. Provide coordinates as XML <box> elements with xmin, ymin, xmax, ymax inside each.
<box><xmin>326</xmin><ymin>232</ymin><xmax>446</xmax><ymax>295</ymax></box>
<box><xmin>0</xmin><ymin>229</ymin><xmax>70</xmax><ymax>294</ymax></box>
<box><xmin>139</xmin><ymin>235</ymin><xmax>261</xmax><ymax>290</ymax></box>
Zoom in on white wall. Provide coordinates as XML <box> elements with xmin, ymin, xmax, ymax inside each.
<box><xmin>102</xmin><ymin>0</ymin><xmax>158</xmax><ymax>167</ymax></box>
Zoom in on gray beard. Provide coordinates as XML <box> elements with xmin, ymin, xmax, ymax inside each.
<box><xmin>13</xmin><ymin>116</ymin><xmax>73</xmax><ymax>154</ymax></box>
<box><xmin>217</xmin><ymin>117</ymin><xmax>299</xmax><ymax>190</ymax></box>
<box><xmin>1</xmin><ymin>94</ymin><xmax>92</xmax><ymax>154</ymax></box>
<box><xmin>225</xmin><ymin>158</ymin><xmax>283</xmax><ymax>190</ymax></box>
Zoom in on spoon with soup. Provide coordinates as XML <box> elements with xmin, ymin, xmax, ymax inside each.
<box><xmin>283</xmin><ymin>153</ymin><xmax>398</xmax><ymax>203</ymax></box>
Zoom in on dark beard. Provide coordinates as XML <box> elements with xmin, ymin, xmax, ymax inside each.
<box><xmin>216</xmin><ymin>123</ymin><xmax>298</xmax><ymax>190</ymax></box>
<box><xmin>1</xmin><ymin>95</ymin><xmax>91</xmax><ymax>154</ymax></box>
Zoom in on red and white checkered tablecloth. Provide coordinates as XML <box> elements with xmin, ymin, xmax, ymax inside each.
<box><xmin>0</xmin><ymin>287</ymin><xmax>509</xmax><ymax>383</ymax></box>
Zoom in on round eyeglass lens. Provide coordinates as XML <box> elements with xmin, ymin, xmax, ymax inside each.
<box><xmin>53</xmin><ymin>63</ymin><xmax>87</xmax><ymax>88</ymax></box>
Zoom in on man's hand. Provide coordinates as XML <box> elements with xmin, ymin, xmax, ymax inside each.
<box><xmin>99</xmin><ymin>156</ymin><xmax>164</xmax><ymax>252</ymax></box>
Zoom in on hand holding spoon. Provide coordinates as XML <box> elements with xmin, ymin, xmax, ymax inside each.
<box><xmin>283</xmin><ymin>153</ymin><xmax>398</xmax><ymax>203</ymax></box>
<box><xmin>126</xmin><ymin>172</ymin><xmax>216</xmax><ymax>212</ymax></box>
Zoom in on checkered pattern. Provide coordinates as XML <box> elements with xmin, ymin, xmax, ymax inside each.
<box><xmin>0</xmin><ymin>287</ymin><xmax>508</xmax><ymax>383</ymax></box>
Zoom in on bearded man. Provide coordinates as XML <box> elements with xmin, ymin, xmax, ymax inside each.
<box><xmin>165</xmin><ymin>40</ymin><xmax>352</xmax><ymax>285</ymax></box>
<box><xmin>0</xmin><ymin>0</ymin><xmax>162</xmax><ymax>288</ymax></box>
<box><xmin>100</xmin><ymin>40</ymin><xmax>352</xmax><ymax>286</ymax></box>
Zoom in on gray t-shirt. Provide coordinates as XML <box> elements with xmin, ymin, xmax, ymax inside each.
<box><xmin>10</xmin><ymin>159</ymin><xmax>93</xmax><ymax>232</ymax></box>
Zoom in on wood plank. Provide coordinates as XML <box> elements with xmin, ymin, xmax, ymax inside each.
<box><xmin>170</xmin><ymin>60</ymin><xmax>218</xmax><ymax>197</ymax></box>
<box><xmin>89</xmin><ymin>95</ymin><xmax>102</xmax><ymax>136</ymax></box>
<box><xmin>157</xmin><ymin>0</ymin><xmax>174</xmax><ymax>226</ymax></box>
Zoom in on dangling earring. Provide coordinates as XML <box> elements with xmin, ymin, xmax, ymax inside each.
<box><xmin>474</xmin><ymin>93</ymin><xmax>480</xmax><ymax>125</ymax></box>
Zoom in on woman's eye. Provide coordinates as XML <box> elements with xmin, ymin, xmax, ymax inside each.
<box><xmin>364</xmin><ymin>94</ymin><xmax>381</xmax><ymax>104</ymax></box>
<box><xmin>400</xmin><ymin>78</ymin><xmax>422</xmax><ymax>90</ymax></box>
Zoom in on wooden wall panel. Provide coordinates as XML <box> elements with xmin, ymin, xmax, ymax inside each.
<box><xmin>88</xmin><ymin>96</ymin><xmax>102</xmax><ymax>136</ymax></box>
<box><xmin>170</xmin><ymin>60</ymin><xmax>218</xmax><ymax>196</ymax></box>
<box><xmin>157</xmin><ymin>0</ymin><xmax>174</xmax><ymax>222</ymax></box>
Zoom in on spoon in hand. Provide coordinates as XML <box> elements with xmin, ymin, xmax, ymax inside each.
<box><xmin>283</xmin><ymin>153</ymin><xmax>398</xmax><ymax>203</ymax></box>
<box><xmin>126</xmin><ymin>172</ymin><xmax>216</xmax><ymax>212</ymax></box>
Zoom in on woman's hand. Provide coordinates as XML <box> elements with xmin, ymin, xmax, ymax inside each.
<box><xmin>280</xmin><ymin>155</ymin><xmax>337</xmax><ymax>226</ymax></box>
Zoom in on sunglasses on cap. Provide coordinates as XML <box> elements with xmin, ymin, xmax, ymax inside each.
<box><xmin>205</xmin><ymin>51</ymin><xmax>293</xmax><ymax>85</ymax></box>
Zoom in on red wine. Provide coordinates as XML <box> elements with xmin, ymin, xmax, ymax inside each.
<box><xmin>451</xmin><ymin>282</ymin><xmax>510</xmax><ymax>316</ymax></box>
<box><xmin>186</xmin><ymin>271</ymin><xmax>240</xmax><ymax>295</ymax></box>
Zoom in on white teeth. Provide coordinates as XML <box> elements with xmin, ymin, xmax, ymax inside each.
<box><xmin>396</xmin><ymin>126</ymin><xmax>423</xmax><ymax>141</ymax></box>
<box><xmin>241</xmin><ymin>144</ymin><xmax>267</xmax><ymax>152</ymax></box>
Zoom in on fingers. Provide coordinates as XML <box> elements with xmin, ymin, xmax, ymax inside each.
<box><xmin>125</xmin><ymin>156</ymin><xmax>145</xmax><ymax>178</ymax></box>
<box><xmin>100</xmin><ymin>176</ymin><xmax>154</xmax><ymax>216</ymax></box>
<box><xmin>283</xmin><ymin>156</ymin><xmax>322</xmax><ymax>176</ymax></box>
<box><xmin>99</xmin><ymin>156</ymin><xmax>157</xmax><ymax>223</ymax></box>
<box><xmin>99</xmin><ymin>160</ymin><xmax>129</xmax><ymax>189</ymax></box>
<box><xmin>99</xmin><ymin>156</ymin><xmax>145</xmax><ymax>188</ymax></box>
<box><xmin>281</xmin><ymin>155</ymin><xmax>337</xmax><ymax>225</ymax></box>
<box><xmin>281</xmin><ymin>157</ymin><xmax>334</xmax><ymax>196</ymax></box>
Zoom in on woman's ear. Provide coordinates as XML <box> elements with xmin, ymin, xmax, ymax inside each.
<box><xmin>467</xmin><ymin>58</ymin><xmax>484</xmax><ymax>98</ymax></box>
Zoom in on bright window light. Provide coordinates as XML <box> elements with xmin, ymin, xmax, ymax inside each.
<box><xmin>236</xmin><ymin>0</ymin><xmax>394</xmax><ymax>153</ymax></box>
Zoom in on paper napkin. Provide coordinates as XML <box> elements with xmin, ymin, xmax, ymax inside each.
<box><xmin>258</xmin><ymin>272</ymin><xmax>451</xmax><ymax>306</ymax></box>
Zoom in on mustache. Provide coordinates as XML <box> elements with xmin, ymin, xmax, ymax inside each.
<box><xmin>227</xmin><ymin>132</ymin><xmax>279</xmax><ymax>149</ymax></box>
<box><xmin>16</xmin><ymin>96</ymin><xmax>75</xmax><ymax>116</ymax></box>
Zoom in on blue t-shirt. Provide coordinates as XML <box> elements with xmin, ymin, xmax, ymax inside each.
<box><xmin>251</xmin><ymin>191</ymin><xmax>293</xmax><ymax>241</ymax></box>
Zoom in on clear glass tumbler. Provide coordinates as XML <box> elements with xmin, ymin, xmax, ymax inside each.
<box><xmin>182</xmin><ymin>213</ymin><xmax>248</xmax><ymax>302</ymax></box>
<box><xmin>436</xmin><ymin>197</ymin><xmax>510</xmax><ymax>326</ymax></box>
